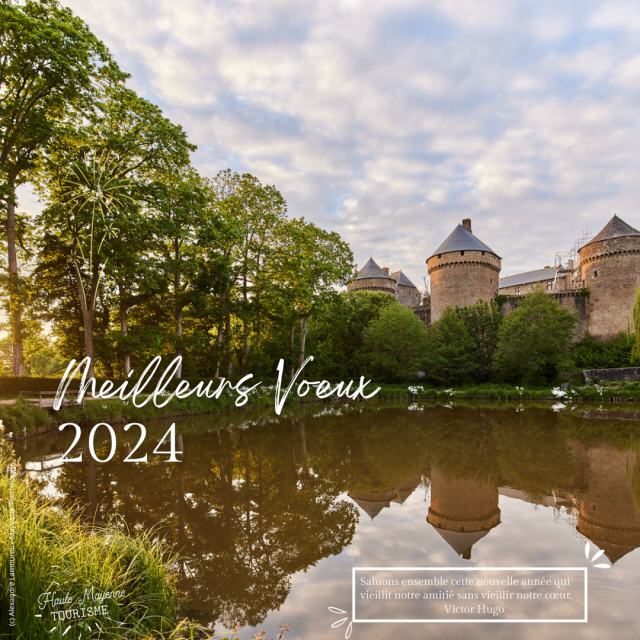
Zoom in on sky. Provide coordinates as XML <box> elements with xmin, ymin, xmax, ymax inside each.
<box><xmin>20</xmin><ymin>0</ymin><xmax>640</xmax><ymax>288</ymax></box>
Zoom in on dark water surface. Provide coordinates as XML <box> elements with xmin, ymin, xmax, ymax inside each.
<box><xmin>20</xmin><ymin>401</ymin><xmax>640</xmax><ymax>639</ymax></box>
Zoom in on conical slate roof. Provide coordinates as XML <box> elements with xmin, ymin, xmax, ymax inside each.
<box><xmin>428</xmin><ymin>224</ymin><xmax>499</xmax><ymax>260</ymax></box>
<box><xmin>582</xmin><ymin>214</ymin><xmax>640</xmax><ymax>249</ymax></box>
<box><xmin>355</xmin><ymin>257</ymin><xmax>395</xmax><ymax>280</ymax></box>
<box><xmin>390</xmin><ymin>270</ymin><xmax>418</xmax><ymax>289</ymax></box>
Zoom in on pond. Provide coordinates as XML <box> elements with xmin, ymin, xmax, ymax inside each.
<box><xmin>20</xmin><ymin>401</ymin><xmax>640</xmax><ymax>640</ymax></box>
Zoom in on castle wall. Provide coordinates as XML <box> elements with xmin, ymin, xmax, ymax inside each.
<box><xmin>427</xmin><ymin>250</ymin><xmax>501</xmax><ymax>322</ymax></box>
<box><xmin>499</xmin><ymin>291</ymin><xmax>588</xmax><ymax>340</ymax></box>
<box><xmin>347</xmin><ymin>277</ymin><xmax>395</xmax><ymax>295</ymax></box>
<box><xmin>411</xmin><ymin>305</ymin><xmax>430</xmax><ymax>325</ymax></box>
<box><xmin>499</xmin><ymin>277</ymin><xmax>566</xmax><ymax>296</ymax></box>
<box><xmin>396</xmin><ymin>283</ymin><xmax>421</xmax><ymax>307</ymax></box>
<box><xmin>578</xmin><ymin>236</ymin><xmax>640</xmax><ymax>339</ymax></box>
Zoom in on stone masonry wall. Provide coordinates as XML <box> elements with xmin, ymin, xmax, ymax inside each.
<box><xmin>582</xmin><ymin>367</ymin><xmax>640</xmax><ymax>383</ymax></box>
<box><xmin>347</xmin><ymin>277</ymin><xmax>395</xmax><ymax>295</ymax></box>
<box><xmin>578</xmin><ymin>236</ymin><xmax>640</xmax><ymax>339</ymax></box>
<box><xmin>427</xmin><ymin>250</ymin><xmax>501</xmax><ymax>322</ymax></box>
<box><xmin>396</xmin><ymin>283</ymin><xmax>421</xmax><ymax>307</ymax></box>
<box><xmin>499</xmin><ymin>291</ymin><xmax>588</xmax><ymax>340</ymax></box>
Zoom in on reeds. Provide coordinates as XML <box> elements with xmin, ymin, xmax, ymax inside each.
<box><xmin>0</xmin><ymin>438</ymin><xmax>179</xmax><ymax>639</ymax></box>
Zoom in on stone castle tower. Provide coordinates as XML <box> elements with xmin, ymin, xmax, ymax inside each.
<box><xmin>426</xmin><ymin>219</ymin><xmax>501</xmax><ymax>322</ymax></box>
<box><xmin>347</xmin><ymin>257</ymin><xmax>421</xmax><ymax>307</ymax></box>
<box><xmin>578</xmin><ymin>215</ymin><xmax>640</xmax><ymax>339</ymax></box>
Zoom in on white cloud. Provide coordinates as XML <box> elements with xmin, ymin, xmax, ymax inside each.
<box><xmin>61</xmin><ymin>0</ymin><xmax>640</xmax><ymax>286</ymax></box>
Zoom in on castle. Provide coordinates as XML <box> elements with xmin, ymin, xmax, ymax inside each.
<box><xmin>349</xmin><ymin>214</ymin><xmax>640</xmax><ymax>339</ymax></box>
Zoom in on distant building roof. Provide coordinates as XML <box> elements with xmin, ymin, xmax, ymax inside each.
<box><xmin>499</xmin><ymin>267</ymin><xmax>566</xmax><ymax>289</ymax></box>
<box><xmin>390</xmin><ymin>270</ymin><xmax>418</xmax><ymax>288</ymax></box>
<box><xmin>428</xmin><ymin>224</ymin><xmax>499</xmax><ymax>260</ymax></box>
<box><xmin>355</xmin><ymin>257</ymin><xmax>395</xmax><ymax>281</ymax></box>
<box><xmin>581</xmin><ymin>214</ymin><xmax>640</xmax><ymax>249</ymax></box>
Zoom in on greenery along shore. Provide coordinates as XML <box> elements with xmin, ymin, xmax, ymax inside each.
<box><xmin>3</xmin><ymin>378</ymin><xmax>640</xmax><ymax>439</ymax></box>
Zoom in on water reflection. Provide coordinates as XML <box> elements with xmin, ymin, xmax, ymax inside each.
<box><xmin>21</xmin><ymin>403</ymin><xmax>640</xmax><ymax>632</ymax></box>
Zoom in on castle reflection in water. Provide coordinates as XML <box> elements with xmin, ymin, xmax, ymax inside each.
<box><xmin>350</xmin><ymin>440</ymin><xmax>640</xmax><ymax>564</ymax></box>
<box><xmin>21</xmin><ymin>403</ymin><xmax>640</xmax><ymax>627</ymax></box>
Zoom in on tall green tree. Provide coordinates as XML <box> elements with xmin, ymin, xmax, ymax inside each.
<box><xmin>271</xmin><ymin>218</ymin><xmax>354</xmax><ymax>374</ymax></box>
<box><xmin>457</xmin><ymin>299</ymin><xmax>503</xmax><ymax>382</ymax></box>
<box><xmin>147</xmin><ymin>168</ymin><xmax>207</xmax><ymax>378</ymax></box>
<box><xmin>0</xmin><ymin>0</ymin><xmax>123</xmax><ymax>375</ymax></box>
<box><xmin>363</xmin><ymin>303</ymin><xmax>428</xmax><ymax>382</ymax></box>
<box><xmin>494</xmin><ymin>288</ymin><xmax>578</xmax><ymax>384</ymax></box>
<box><xmin>423</xmin><ymin>306</ymin><xmax>476</xmax><ymax>385</ymax></box>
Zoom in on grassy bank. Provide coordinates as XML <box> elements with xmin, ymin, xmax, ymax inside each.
<box><xmin>3</xmin><ymin>380</ymin><xmax>639</xmax><ymax>441</ymax></box>
<box><xmin>0</xmin><ymin>383</ymin><xmax>282</xmax><ymax>438</ymax></box>
<box><xmin>373</xmin><ymin>382</ymin><xmax>639</xmax><ymax>402</ymax></box>
<box><xmin>0</xmin><ymin>437</ymin><xmax>180</xmax><ymax>639</ymax></box>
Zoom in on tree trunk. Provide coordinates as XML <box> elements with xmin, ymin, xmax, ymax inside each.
<box><xmin>83</xmin><ymin>309</ymin><xmax>95</xmax><ymax>377</ymax></box>
<box><xmin>6</xmin><ymin>195</ymin><xmax>24</xmax><ymax>376</ymax></box>
<box><xmin>174</xmin><ymin>240</ymin><xmax>182</xmax><ymax>378</ymax></box>
<box><xmin>297</xmin><ymin>317</ymin><xmax>308</xmax><ymax>371</ymax></box>
<box><xmin>289</xmin><ymin>324</ymin><xmax>295</xmax><ymax>378</ymax></box>
<box><xmin>226</xmin><ymin>312</ymin><xmax>233</xmax><ymax>378</ymax></box>
<box><xmin>119</xmin><ymin>283</ymin><xmax>130</xmax><ymax>376</ymax></box>
<box><xmin>72</xmin><ymin>245</ymin><xmax>98</xmax><ymax>379</ymax></box>
<box><xmin>214</xmin><ymin>291</ymin><xmax>225</xmax><ymax>378</ymax></box>
<box><xmin>243</xmin><ymin>274</ymin><xmax>249</xmax><ymax>372</ymax></box>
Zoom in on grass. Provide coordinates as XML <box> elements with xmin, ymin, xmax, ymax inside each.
<box><xmin>0</xmin><ymin>437</ymin><xmax>180</xmax><ymax>639</ymax></box>
<box><xmin>372</xmin><ymin>382</ymin><xmax>640</xmax><ymax>402</ymax></box>
<box><xmin>0</xmin><ymin>383</ymin><xmax>288</xmax><ymax>437</ymax></box>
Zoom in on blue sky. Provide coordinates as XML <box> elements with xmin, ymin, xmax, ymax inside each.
<box><xmin>26</xmin><ymin>0</ymin><xmax>640</xmax><ymax>287</ymax></box>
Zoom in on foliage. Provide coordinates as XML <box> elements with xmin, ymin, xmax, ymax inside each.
<box><xmin>307</xmin><ymin>290</ymin><xmax>399</xmax><ymax>378</ymax></box>
<box><xmin>363</xmin><ymin>303</ymin><xmax>428</xmax><ymax>382</ymax></box>
<box><xmin>456</xmin><ymin>299</ymin><xmax>503</xmax><ymax>382</ymax></box>
<box><xmin>493</xmin><ymin>289</ymin><xmax>578</xmax><ymax>385</ymax></box>
<box><xmin>422</xmin><ymin>306</ymin><xmax>475</xmax><ymax>385</ymax></box>
<box><xmin>0</xmin><ymin>397</ymin><xmax>51</xmax><ymax>434</ymax></box>
<box><xmin>633</xmin><ymin>279</ymin><xmax>640</xmax><ymax>363</ymax></box>
<box><xmin>572</xmin><ymin>332</ymin><xmax>635</xmax><ymax>370</ymax></box>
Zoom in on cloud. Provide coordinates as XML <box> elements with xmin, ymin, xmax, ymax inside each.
<box><xmin>59</xmin><ymin>0</ymin><xmax>640</xmax><ymax>286</ymax></box>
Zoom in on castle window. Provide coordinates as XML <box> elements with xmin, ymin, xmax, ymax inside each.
<box><xmin>593</xmin><ymin>270</ymin><xmax>598</xmax><ymax>278</ymax></box>
<box><xmin>438</xmin><ymin>254</ymin><xmax>441</xmax><ymax>259</ymax></box>
<box><xmin>515</xmin><ymin>286</ymin><xmax>521</xmax><ymax>294</ymax></box>
<box><xmin>546</xmin><ymin>281</ymin><xmax>553</xmax><ymax>290</ymax></box>
<box><xmin>490</xmin><ymin>278</ymin><xmax>493</xmax><ymax>285</ymax></box>
<box><xmin>460</xmin><ymin>251</ymin><xmax>464</xmax><ymax>256</ymax></box>
<box><xmin>482</xmin><ymin>251</ymin><xmax>485</xmax><ymax>256</ymax></box>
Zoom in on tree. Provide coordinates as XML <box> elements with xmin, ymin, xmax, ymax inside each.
<box><xmin>147</xmin><ymin>168</ymin><xmax>207</xmax><ymax>378</ymax></box>
<box><xmin>0</xmin><ymin>0</ymin><xmax>123</xmax><ymax>375</ymax></box>
<box><xmin>308</xmin><ymin>290</ymin><xmax>398</xmax><ymax>378</ymax></box>
<box><xmin>494</xmin><ymin>288</ymin><xmax>578</xmax><ymax>385</ymax></box>
<box><xmin>35</xmin><ymin>82</ymin><xmax>195</xmax><ymax>377</ymax></box>
<box><xmin>423</xmin><ymin>306</ymin><xmax>475</xmax><ymax>385</ymax></box>
<box><xmin>271</xmin><ymin>218</ymin><xmax>355</xmax><ymax>375</ymax></box>
<box><xmin>363</xmin><ymin>303</ymin><xmax>428</xmax><ymax>382</ymax></box>
<box><xmin>457</xmin><ymin>299</ymin><xmax>503</xmax><ymax>382</ymax></box>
